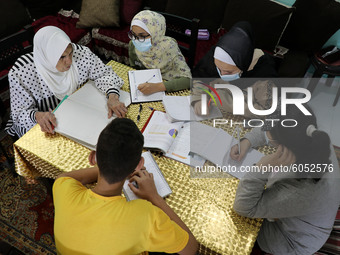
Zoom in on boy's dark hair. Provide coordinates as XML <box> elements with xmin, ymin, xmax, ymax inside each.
<box><xmin>96</xmin><ymin>118</ymin><xmax>144</xmax><ymax>184</ymax></box>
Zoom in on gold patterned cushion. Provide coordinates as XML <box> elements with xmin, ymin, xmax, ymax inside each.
<box><xmin>76</xmin><ymin>0</ymin><xmax>120</xmax><ymax>28</ymax></box>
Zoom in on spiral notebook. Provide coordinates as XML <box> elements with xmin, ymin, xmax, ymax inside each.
<box><xmin>123</xmin><ymin>151</ymin><xmax>172</xmax><ymax>201</ymax></box>
<box><xmin>128</xmin><ymin>69</ymin><xmax>165</xmax><ymax>103</ymax></box>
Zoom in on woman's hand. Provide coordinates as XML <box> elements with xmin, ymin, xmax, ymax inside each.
<box><xmin>35</xmin><ymin>111</ymin><xmax>57</xmax><ymax>134</ymax></box>
<box><xmin>257</xmin><ymin>145</ymin><xmax>296</xmax><ymax>168</ymax></box>
<box><xmin>107</xmin><ymin>94</ymin><xmax>127</xmax><ymax>118</ymax></box>
<box><xmin>138</xmin><ymin>82</ymin><xmax>166</xmax><ymax>95</ymax></box>
<box><xmin>230</xmin><ymin>139</ymin><xmax>251</xmax><ymax>161</ymax></box>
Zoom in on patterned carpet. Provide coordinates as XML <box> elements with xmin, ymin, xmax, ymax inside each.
<box><xmin>0</xmin><ymin>135</ymin><xmax>56</xmax><ymax>255</ymax></box>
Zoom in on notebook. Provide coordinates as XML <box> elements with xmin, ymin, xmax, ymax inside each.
<box><xmin>128</xmin><ymin>69</ymin><xmax>165</xmax><ymax>103</ymax></box>
<box><xmin>53</xmin><ymin>81</ymin><xmax>131</xmax><ymax>150</ymax></box>
<box><xmin>123</xmin><ymin>151</ymin><xmax>172</xmax><ymax>201</ymax></box>
<box><xmin>162</xmin><ymin>95</ymin><xmax>223</xmax><ymax>122</ymax></box>
<box><xmin>142</xmin><ymin>111</ymin><xmax>206</xmax><ymax>166</ymax></box>
<box><xmin>190</xmin><ymin>123</ymin><xmax>264</xmax><ymax>179</ymax></box>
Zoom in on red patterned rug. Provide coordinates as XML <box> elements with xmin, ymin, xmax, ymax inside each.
<box><xmin>0</xmin><ymin>135</ymin><xmax>56</xmax><ymax>255</ymax></box>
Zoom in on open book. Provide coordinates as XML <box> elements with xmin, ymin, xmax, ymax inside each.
<box><xmin>123</xmin><ymin>151</ymin><xmax>172</xmax><ymax>201</ymax></box>
<box><xmin>53</xmin><ymin>81</ymin><xmax>131</xmax><ymax>150</ymax></box>
<box><xmin>128</xmin><ymin>69</ymin><xmax>165</xmax><ymax>103</ymax></box>
<box><xmin>142</xmin><ymin>111</ymin><xmax>205</xmax><ymax>166</ymax></box>
<box><xmin>190</xmin><ymin>123</ymin><xmax>264</xmax><ymax>179</ymax></box>
<box><xmin>162</xmin><ymin>95</ymin><xmax>222</xmax><ymax>122</ymax></box>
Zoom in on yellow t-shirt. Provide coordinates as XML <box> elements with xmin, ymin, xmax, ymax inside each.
<box><xmin>53</xmin><ymin>177</ymin><xmax>189</xmax><ymax>255</ymax></box>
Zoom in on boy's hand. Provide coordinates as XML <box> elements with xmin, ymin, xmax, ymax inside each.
<box><xmin>128</xmin><ymin>169</ymin><xmax>160</xmax><ymax>202</ymax></box>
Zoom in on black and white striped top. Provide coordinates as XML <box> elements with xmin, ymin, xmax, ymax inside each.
<box><xmin>6</xmin><ymin>44</ymin><xmax>124</xmax><ymax>137</ymax></box>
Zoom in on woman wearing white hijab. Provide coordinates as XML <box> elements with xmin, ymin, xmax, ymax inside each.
<box><xmin>6</xmin><ymin>26</ymin><xmax>126</xmax><ymax>137</ymax></box>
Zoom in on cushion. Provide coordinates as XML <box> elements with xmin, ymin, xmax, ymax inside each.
<box><xmin>120</xmin><ymin>0</ymin><xmax>143</xmax><ymax>25</ymax></box>
<box><xmin>76</xmin><ymin>0</ymin><xmax>120</xmax><ymax>28</ymax></box>
<box><xmin>222</xmin><ymin>0</ymin><xmax>295</xmax><ymax>51</ymax></box>
<box><xmin>280</xmin><ymin>0</ymin><xmax>340</xmax><ymax>54</ymax></box>
<box><xmin>20</xmin><ymin>0</ymin><xmax>65</xmax><ymax>20</ymax></box>
<box><xmin>0</xmin><ymin>0</ymin><xmax>31</xmax><ymax>38</ymax></box>
<box><xmin>317</xmin><ymin>231</ymin><xmax>340</xmax><ymax>255</ymax></box>
<box><xmin>165</xmin><ymin>0</ymin><xmax>229</xmax><ymax>32</ymax></box>
<box><xmin>33</xmin><ymin>11</ymin><xmax>93</xmax><ymax>48</ymax></box>
<box><xmin>92</xmin><ymin>26</ymin><xmax>131</xmax><ymax>64</ymax></box>
<box><xmin>334</xmin><ymin>208</ymin><xmax>340</xmax><ymax>232</ymax></box>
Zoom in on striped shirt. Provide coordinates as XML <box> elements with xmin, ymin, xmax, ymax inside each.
<box><xmin>6</xmin><ymin>44</ymin><xmax>123</xmax><ymax>137</ymax></box>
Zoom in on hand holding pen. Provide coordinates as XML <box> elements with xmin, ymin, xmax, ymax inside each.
<box><xmin>137</xmin><ymin>74</ymin><xmax>166</xmax><ymax>95</ymax></box>
<box><xmin>230</xmin><ymin>139</ymin><xmax>251</xmax><ymax>162</ymax></box>
<box><xmin>35</xmin><ymin>108</ymin><xmax>57</xmax><ymax>134</ymax></box>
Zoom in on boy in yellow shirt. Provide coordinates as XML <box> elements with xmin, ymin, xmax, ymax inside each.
<box><xmin>53</xmin><ymin>118</ymin><xmax>198</xmax><ymax>255</ymax></box>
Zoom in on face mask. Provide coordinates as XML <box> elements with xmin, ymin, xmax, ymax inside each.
<box><xmin>264</xmin><ymin>131</ymin><xmax>270</xmax><ymax>145</ymax></box>
<box><xmin>216</xmin><ymin>67</ymin><xmax>241</xmax><ymax>82</ymax></box>
<box><xmin>264</xmin><ymin>131</ymin><xmax>277</xmax><ymax>147</ymax></box>
<box><xmin>132</xmin><ymin>38</ymin><xmax>152</xmax><ymax>52</ymax></box>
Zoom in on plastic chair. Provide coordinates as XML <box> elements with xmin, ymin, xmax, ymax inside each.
<box><xmin>157</xmin><ymin>11</ymin><xmax>200</xmax><ymax>70</ymax></box>
<box><xmin>307</xmin><ymin>29</ymin><xmax>340</xmax><ymax>106</ymax></box>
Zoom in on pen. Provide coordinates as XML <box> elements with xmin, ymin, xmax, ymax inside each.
<box><xmin>237</xmin><ymin>126</ymin><xmax>241</xmax><ymax>155</ymax></box>
<box><xmin>148</xmin><ymin>107</ymin><xmax>154</xmax><ymax>111</ymax></box>
<box><xmin>49</xmin><ymin>108</ymin><xmax>55</xmax><ymax>130</ymax></box>
<box><xmin>145</xmin><ymin>74</ymin><xmax>155</xmax><ymax>83</ymax></box>
<box><xmin>137</xmin><ymin>104</ymin><xmax>142</xmax><ymax>123</ymax></box>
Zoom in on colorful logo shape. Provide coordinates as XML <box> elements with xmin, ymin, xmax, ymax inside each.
<box><xmin>198</xmin><ymin>82</ymin><xmax>223</xmax><ymax>115</ymax></box>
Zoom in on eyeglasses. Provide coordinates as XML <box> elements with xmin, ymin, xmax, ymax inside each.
<box><xmin>128</xmin><ymin>30</ymin><xmax>151</xmax><ymax>42</ymax></box>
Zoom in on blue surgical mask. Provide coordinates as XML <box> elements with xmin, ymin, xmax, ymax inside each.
<box><xmin>216</xmin><ymin>67</ymin><xmax>241</xmax><ymax>82</ymax></box>
<box><xmin>132</xmin><ymin>38</ymin><xmax>152</xmax><ymax>52</ymax></box>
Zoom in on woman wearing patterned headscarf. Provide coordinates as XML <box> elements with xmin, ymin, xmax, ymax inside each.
<box><xmin>128</xmin><ymin>10</ymin><xmax>192</xmax><ymax>95</ymax></box>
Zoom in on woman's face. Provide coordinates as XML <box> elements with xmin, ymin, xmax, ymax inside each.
<box><xmin>214</xmin><ymin>58</ymin><xmax>241</xmax><ymax>75</ymax></box>
<box><xmin>131</xmin><ymin>25</ymin><xmax>151</xmax><ymax>42</ymax></box>
<box><xmin>56</xmin><ymin>44</ymin><xmax>73</xmax><ymax>72</ymax></box>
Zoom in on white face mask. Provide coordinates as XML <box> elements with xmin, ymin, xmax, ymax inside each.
<box><xmin>132</xmin><ymin>38</ymin><xmax>152</xmax><ymax>52</ymax></box>
<box><xmin>216</xmin><ymin>67</ymin><xmax>241</xmax><ymax>81</ymax></box>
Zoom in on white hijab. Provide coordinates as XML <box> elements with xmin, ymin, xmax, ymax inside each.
<box><xmin>33</xmin><ymin>26</ymin><xmax>79</xmax><ymax>100</ymax></box>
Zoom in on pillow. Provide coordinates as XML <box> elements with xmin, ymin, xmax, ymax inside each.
<box><xmin>0</xmin><ymin>0</ymin><xmax>31</xmax><ymax>38</ymax></box>
<box><xmin>120</xmin><ymin>0</ymin><xmax>143</xmax><ymax>25</ymax></box>
<box><xmin>222</xmin><ymin>0</ymin><xmax>295</xmax><ymax>51</ymax></box>
<box><xmin>165</xmin><ymin>0</ymin><xmax>229</xmax><ymax>32</ymax></box>
<box><xmin>76</xmin><ymin>0</ymin><xmax>120</xmax><ymax>28</ymax></box>
<box><xmin>280</xmin><ymin>0</ymin><xmax>340</xmax><ymax>54</ymax></box>
<box><xmin>20</xmin><ymin>0</ymin><xmax>65</xmax><ymax>20</ymax></box>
